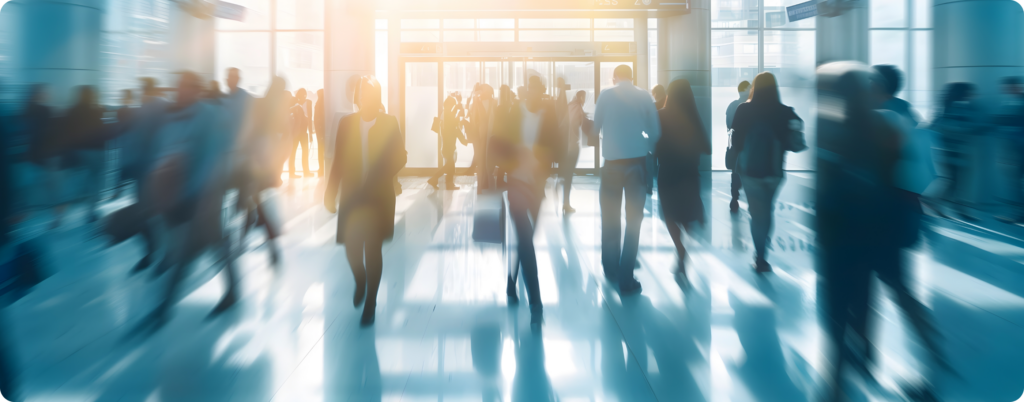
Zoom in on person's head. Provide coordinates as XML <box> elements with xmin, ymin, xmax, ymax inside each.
<box><xmin>140</xmin><ymin>77</ymin><xmax>159</xmax><ymax>97</ymax></box>
<box><xmin>477</xmin><ymin>84</ymin><xmax>494</xmax><ymax>102</ymax></box>
<box><xmin>872</xmin><ymin>65</ymin><xmax>903</xmax><ymax>99</ymax></box>
<box><xmin>226</xmin><ymin>68</ymin><xmax>241</xmax><ymax>92</ymax></box>
<box><xmin>612</xmin><ymin>65</ymin><xmax>633</xmax><ymax>85</ymax></box>
<box><xmin>354</xmin><ymin>76</ymin><xmax>383</xmax><ymax>118</ymax></box>
<box><xmin>75</xmin><ymin>85</ymin><xmax>98</xmax><ymax>108</ymax></box>
<box><xmin>942</xmin><ymin>82</ymin><xmax>975</xmax><ymax>113</ymax></box>
<box><xmin>121</xmin><ymin>89</ymin><xmax>133</xmax><ymax>106</ymax></box>
<box><xmin>295</xmin><ymin>88</ymin><xmax>307</xmax><ymax>102</ymax></box>
<box><xmin>574</xmin><ymin>90</ymin><xmax>587</xmax><ymax>105</ymax></box>
<box><xmin>499</xmin><ymin>85</ymin><xmax>513</xmax><ymax>105</ymax></box>
<box><xmin>651</xmin><ymin>84</ymin><xmax>667</xmax><ymax>108</ymax></box>
<box><xmin>175</xmin><ymin>71</ymin><xmax>203</xmax><ymax>108</ymax></box>
<box><xmin>1002</xmin><ymin>77</ymin><xmax>1023</xmax><ymax>96</ymax></box>
<box><xmin>737</xmin><ymin>80</ymin><xmax>751</xmax><ymax>94</ymax></box>
<box><xmin>28</xmin><ymin>83</ymin><xmax>47</xmax><ymax>104</ymax></box>
<box><xmin>749</xmin><ymin>72</ymin><xmax>780</xmax><ymax>104</ymax></box>
<box><xmin>525</xmin><ymin>76</ymin><xmax>545</xmax><ymax>112</ymax></box>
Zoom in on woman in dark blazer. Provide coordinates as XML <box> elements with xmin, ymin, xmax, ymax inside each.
<box><xmin>324</xmin><ymin>76</ymin><xmax>407</xmax><ymax>326</ymax></box>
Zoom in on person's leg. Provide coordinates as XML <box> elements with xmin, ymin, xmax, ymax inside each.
<box><xmin>83</xmin><ymin>150</ymin><xmax>105</xmax><ymax>221</ymax></box>
<box><xmin>300</xmin><ymin>134</ymin><xmax>311</xmax><ymax>175</ymax></box>
<box><xmin>362</xmin><ymin>231</ymin><xmax>384</xmax><ymax>325</ymax></box>
<box><xmin>562</xmin><ymin>148</ymin><xmax>579</xmax><ymax>210</ymax></box>
<box><xmin>730</xmin><ymin>170</ymin><xmax>742</xmax><ymax>212</ymax></box>
<box><xmin>508</xmin><ymin>182</ymin><xmax>542</xmax><ymax>314</ymax></box>
<box><xmin>743</xmin><ymin>176</ymin><xmax>770</xmax><ymax>261</ymax></box>
<box><xmin>315</xmin><ymin>131</ymin><xmax>326</xmax><ymax>176</ymax></box>
<box><xmin>645</xmin><ymin>155</ymin><xmax>656</xmax><ymax>194</ymax></box>
<box><xmin>287</xmin><ymin>134</ymin><xmax>301</xmax><ymax>177</ymax></box>
<box><xmin>474</xmin><ymin>138</ymin><xmax>491</xmax><ymax>193</ymax></box>
<box><xmin>443</xmin><ymin>145</ymin><xmax>458</xmax><ymax>189</ymax></box>
<box><xmin>619</xmin><ymin>162</ymin><xmax>646</xmax><ymax>287</ymax></box>
<box><xmin>600</xmin><ymin>164</ymin><xmax>624</xmax><ymax>279</ymax></box>
<box><xmin>343</xmin><ymin>210</ymin><xmax>369</xmax><ymax>308</ymax></box>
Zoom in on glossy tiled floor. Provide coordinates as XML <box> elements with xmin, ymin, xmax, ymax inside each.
<box><xmin>5</xmin><ymin>172</ymin><xmax>1024</xmax><ymax>401</ymax></box>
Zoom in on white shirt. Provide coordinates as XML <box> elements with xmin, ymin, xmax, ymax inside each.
<box><xmin>360</xmin><ymin>118</ymin><xmax>375</xmax><ymax>182</ymax></box>
<box><xmin>511</xmin><ymin>104</ymin><xmax>542</xmax><ymax>185</ymax></box>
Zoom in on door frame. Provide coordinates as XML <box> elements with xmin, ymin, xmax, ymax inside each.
<box><xmin>398</xmin><ymin>56</ymin><xmax>636</xmax><ymax>177</ymax></box>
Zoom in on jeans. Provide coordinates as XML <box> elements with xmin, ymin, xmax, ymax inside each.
<box><xmin>508</xmin><ymin>179</ymin><xmax>543</xmax><ymax>307</ymax></box>
<box><xmin>731</xmin><ymin>170</ymin><xmax>742</xmax><ymax>202</ymax></box>
<box><xmin>429</xmin><ymin>138</ymin><xmax>457</xmax><ymax>185</ymax></box>
<box><xmin>740</xmin><ymin>174</ymin><xmax>783</xmax><ymax>260</ymax></box>
<box><xmin>560</xmin><ymin>146</ymin><xmax>580</xmax><ymax>206</ymax></box>
<box><xmin>600</xmin><ymin>158</ymin><xmax>647</xmax><ymax>284</ymax></box>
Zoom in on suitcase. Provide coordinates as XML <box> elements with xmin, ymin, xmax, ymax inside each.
<box><xmin>472</xmin><ymin>192</ymin><xmax>505</xmax><ymax>244</ymax></box>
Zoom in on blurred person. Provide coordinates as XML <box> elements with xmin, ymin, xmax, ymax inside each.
<box><xmin>287</xmin><ymin>88</ymin><xmax>313</xmax><ymax>177</ymax></box>
<box><xmin>428</xmin><ymin>94</ymin><xmax>468</xmax><ymax>190</ymax></box>
<box><xmin>731</xmin><ymin>72</ymin><xmax>806</xmax><ymax>273</ymax></box>
<box><xmin>516</xmin><ymin>86</ymin><xmax>526</xmax><ymax>102</ymax></box>
<box><xmin>493</xmin><ymin>85</ymin><xmax>515</xmax><ymax>188</ymax></box>
<box><xmin>62</xmin><ymin>85</ymin><xmax>106</xmax><ymax>224</ymax></box>
<box><xmin>469</xmin><ymin>84</ymin><xmax>496</xmax><ymax>193</ymax></box>
<box><xmin>110</xmin><ymin>89</ymin><xmax>136</xmax><ymax>199</ymax></box>
<box><xmin>205</xmin><ymin>80</ymin><xmax>224</xmax><ymax>100</ymax></box>
<box><xmin>492</xmin><ymin>76</ymin><xmax>565</xmax><ymax>324</ymax></box>
<box><xmin>121</xmin><ymin>78</ymin><xmax>169</xmax><ymax>274</ymax></box>
<box><xmin>555</xmin><ymin>77</ymin><xmax>569</xmax><ymax>125</ymax></box>
<box><xmin>655</xmin><ymin>79</ymin><xmax>709</xmax><ymax>278</ymax></box>
<box><xmin>23</xmin><ymin>85</ymin><xmax>57</xmax><ymax>218</ymax></box>
<box><xmin>593</xmin><ymin>64</ymin><xmax>661</xmax><ymax>295</ymax></box>
<box><xmin>994</xmin><ymin>77</ymin><xmax>1024</xmax><ymax>223</ymax></box>
<box><xmin>873</xmin><ymin>65</ymin><xmax>920</xmax><ymax>128</ymax></box>
<box><xmin>315</xmin><ymin>88</ymin><xmax>326</xmax><ymax>176</ymax></box>
<box><xmin>930</xmin><ymin>82</ymin><xmax>985</xmax><ymax>221</ymax></box>
<box><xmin>560</xmin><ymin>90</ymin><xmax>586</xmax><ymax>214</ymax></box>
<box><xmin>652</xmin><ymin>84</ymin><xmax>667</xmax><ymax>110</ymax></box>
<box><xmin>324</xmin><ymin>76</ymin><xmax>407</xmax><ymax>326</ymax></box>
<box><xmin>725</xmin><ymin>80</ymin><xmax>751</xmax><ymax>213</ymax></box>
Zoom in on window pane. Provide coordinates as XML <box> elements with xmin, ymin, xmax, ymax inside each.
<box><xmin>871</xmin><ymin>0</ymin><xmax>907</xmax><ymax>28</ymax></box>
<box><xmin>712</xmin><ymin>30</ymin><xmax>759</xmax><ymax>170</ymax></box>
<box><xmin>216</xmin><ymin>0</ymin><xmax>270</xmax><ymax>30</ymax></box>
<box><xmin>405</xmin><ymin>62</ymin><xmax>439</xmax><ymax>168</ymax></box>
<box><xmin>554</xmin><ymin>62</ymin><xmax>597</xmax><ymax>168</ymax></box>
<box><xmin>518</xmin><ymin>18</ymin><xmax>590</xmax><ymax>29</ymax></box>
<box><xmin>375</xmin><ymin>30</ymin><xmax>388</xmax><ymax>112</ymax></box>
<box><xmin>766</xmin><ymin>0</ymin><xmax>815</xmax><ymax>28</ymax></box>
<box><xmin>712</xmin><ymin>0</ymin><xmax>759</xmax><ymax>28</ymax></box>
<box><xmin>518</xmin><ymin>30</ymin><xmax>590</xmax><ymax>42</ymax></box>
<box><xmin>402</xmin><ymin>19</ymin><xmax>440</xmax><ymax>29</ymax></box>
<box><xmin>401</xmin><ymin>31</ymin><xmax>440</xmax><ymax>42</ymax></box>
<box><xmin>870</xmin><ymin>30</ymin><xmax>907</xmax><ymax>72</ymax></box>
<box><xmin>443</xmin><ymin>62</ymin><xmax>480</xmax><ymax>167</ymax></box>
<box><xmin>910</xmin><ymin>30</ymin><xmax>933</xmax><ymax>122</ymax></box>
<box><xmin>216</xmin><ymin>32</ymin><xmax>271</xmax><ymax>95</ymax></box>
<box><xmin>765</xmin><ymin>30</ymin><xmax>816</xmax><ymax>170</ymax></box>
<box><xmin>443</xmin><ymin>19</ymin><xmax>474</xmax><ymax>29</ymax></box>
<box><xmin>478</xmin><ymin>19</ymin><xmax>514</xmax><ymax>29</ymax></box>
<box><xmin>443</xmin><ymin>31</ymin><xmax>475</xmax><ymax>42</ymax></box>
<box><xmin>478</xmin><ymin>31</ymin><xmax>515</xmax><ymax>42</ymax></box>
<box><xmin>594</xmin><ymin>18</ymin><xmax>633</xmax><ymax>29</ymax></box>
<box><xmin>594</xmin><ymin>30</ymin><xmax>634</xmax><ymax>42</ymax></box>
<box><xmin>913</xmin><ymin>0</ymin><xmax>932</xmax><ymax>28</ymax></box>
<box><xmin>102</xmin><ymin>31</ymin><xmax>172</xmax><ymax>104</ymax></box>
<box><xmin>276</xmin><ymin>0</ymin><xmax>323</xmax><ymax>29</ymax></box>
<box><xmin>276</xmin><ymin>32</ymin><xmax>324</xmax><ymax>94</ymax></box>
<box><xmin>375</xmin><ymin>19</ymin><xmax>388</xmax><ymax>29</ymax></box>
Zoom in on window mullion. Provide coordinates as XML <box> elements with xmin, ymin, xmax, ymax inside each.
<box><xmin>758</xmin><ymin>0</ymin><xmax>764</xmax><ymax>72</ymax></box>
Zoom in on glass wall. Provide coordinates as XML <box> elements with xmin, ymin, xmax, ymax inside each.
<box><xmin>398</xmin><ymin>18</ymin><xmax>644</xmax><ymax>44</ymax></box>
<box><xmin>711</xmin><ymin>0</ymin><xmax>816</xmax><ymax>170</ymax></box>
<box><xmin>870</xmin><ymin>0</ymin><xmax>934</xmax><ymax>122</ymax></box>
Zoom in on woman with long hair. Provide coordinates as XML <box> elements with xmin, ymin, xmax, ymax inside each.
<box><xmin>930</xmin><ymin>82</ymin><xmax>984</xmax><ymax>220</ymax></box>
<box><xmin>655</xmin><ymin>79</ymin><xmax>709</xmax><ymax>278</ymax></box>
<box><xmin>731</xmin><ymin>72</ymin><xmax>806</xmax><ymax>273</ymax></box>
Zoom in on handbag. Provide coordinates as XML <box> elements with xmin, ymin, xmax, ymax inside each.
<box><xmin>431</xmin><ymin>117</ymin><xmax>441</xmax><ymax>134</ymax></box>
<box><xmin>783</xmin><ymin>118</ymin><xmax>808</xmax><ymax>152</ymax></box>
<box><xmin>582</xmin><ymin>117</ymin><xmax>599</xmax><ymax>147</ymax></box>
<box><xmin>472</xmin><ymin>192</ymin><xmax>506</xmax><ymax>244</ymax></box>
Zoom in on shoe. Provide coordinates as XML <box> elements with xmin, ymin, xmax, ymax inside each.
<box><xmin>360</xmin><ymin>305</ymin><xmax>375</xmax><ymax>326</ymax></box>
<box><xmin>130</xmin><ymin>254</ymin><xmax>152</xmax><ymax>275</ymax></box>
<box><xmin>427</xmin><ymin>178</ymin><xmax>439</xmax><ymax>190</ymax></box>
<box><xmin>563</xmin><ymin>205</ymin><xmax>576</xmax><ymax>214</ymax></box>
<box><xmin>755</xmin><ymin>257</ymin><xmax>772</xmax><ymax>273</ymax></box>
<box><xmin>619</xmin><ymin>280</ymin><xmax>642</xmax><ymax>296</ymax></box>
<box><xmin>353</xmin><ymin>276</ymin><xmax>366</xmax><ymax>307</ymax></box>
<box><xmin>506</xmin><ymin>277</ymin><xmax>519</xmax><ymax>304</ymax></box>
<box><xmin>730</xmin><ymin>199</ymin><xmax>740</xmax><ymax>213</ymax></box>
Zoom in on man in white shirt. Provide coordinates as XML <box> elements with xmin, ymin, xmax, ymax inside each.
<box><xmin>593</xmin><ymin>65</ymin><xmax>661</xmax><ymax>295</ymax></box>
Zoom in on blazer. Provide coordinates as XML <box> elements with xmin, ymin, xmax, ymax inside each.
<box><xmin>325</xmin><ymin>112</ymin><xmax>407</xmax><ymax>244</ymax></box>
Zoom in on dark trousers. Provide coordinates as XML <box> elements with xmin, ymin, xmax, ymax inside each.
<box><xmin>473</xmin><ymin>137</ymin><xmax>491</xmax><ymax>193</ymax></box>
<box><xmin>731</xmin><ymin>170</ymin><xmax>742</xmax><ymax>201</ymax></box>
<box><xmin>741</xmin><ymin>174</ymin><xmax>783</xmax><ymax>260</ymax></box>
<box><xmin>560</xmin><ymin>147</ymin><xmax>580</xmax><ymax>207</ymax></box>
<box><xmin>429</xmin><ymin>139</ymin><xmax>457</xmax><ymax>185</ymax></box>
<box><xmin>600</xmin><ymin>158</ymin><xmax>647</xmax><ymax>284</ymax></box>
<box><xmin>315</xmin><ymin>129</ymin><xmax>326</xmax><ymax>174</ymax></box>
<box><xmin>288</xmin><ymin>131</ymin><xmax>310</xmax><ymax>174</ymax></box>
<box><xmin>343</xmin><ymin>207</ymin><xmax>385</xmax><ymax>314</ymax></box>
<box><xmin>508</xmin><ymin>179</ymin><xmax>543</xmax><ymax>307</ymax></box>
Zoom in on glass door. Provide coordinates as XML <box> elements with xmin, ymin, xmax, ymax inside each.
<box><xmin>443</xmin><ymin>62</ymin><xmax>481</xmax><ymax>168</ymax></box>
<box><xmin>555</xmin><ymin>61</ymin><xmax>596</xmax><ymax>170</ymax></box>
<box><xmin>404</xmin><ymin>62</ymin><xmax>439</xmax><ymax>168</ymax></box>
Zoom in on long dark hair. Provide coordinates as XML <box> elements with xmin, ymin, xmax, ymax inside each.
<box><xmin>941</xmin><ymin>82</ymin><xmax>974</xmax><ymax>116</ymax></box>
<box><xmin>750</xmin><ymin>72</ymin><xmax>781</xmax><ymax>105</ymax></box>
<box><xmin>665</xmin><ymin>79</ymin><xmax>704</xmax><ymax>135</ymax></box>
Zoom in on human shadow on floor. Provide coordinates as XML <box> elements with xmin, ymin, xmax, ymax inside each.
<box><xmin>728</xmin><ymin>292</ymin><xmax>812</xmax><ymax>402</ymax></box>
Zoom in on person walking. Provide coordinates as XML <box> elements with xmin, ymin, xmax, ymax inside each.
<box><xmin>324</xmin><ymin>76</ymin><xmax>407</xmax><ymax>326</ymax></box>
<box><xmin>726</xmin><ymin>81</ymin><xmax>751</xmax><ymax>212</ymax></box>
<box><xmin>492</xmin><ymin>76</ymin><xmax>565</xmax><ymax>324</ymax></box>
<box><xmin>930</xmin><ymin>82</ymin><xmax>985</xmax><ymax>221</ymax></box>
<box><xmin>593</xmin><ymin>65</ymin><xmax>661</xmax><ymax>294</ymax></box>
<box><xmin>731</xmin><ymin>72</ymin><xmax>805</xmax><ymax>273</ymax></box>
<box><xmin>287</xmin><ymin>88</ymin><xmax>313</xmax><ymax>177</ymax></box>
<box><xmin>560</xmin><ymin>90</ymin><xmax>586</xmax><ymax>214</ymax></box>
<box><xmin>428</xmin><ymin>94</ymin><xmax>468</xmax><ymax>190</ymax></box>
<box><xmin>652</xmin><ymin>84</ymin><xmax>667</xmax><ymax>110</ymax></box>
<box><xmin>63</xmin><ymin>86</ymin><xmax>106</xmax><ymax>223</ymax></box>
<box><xmin>469</xmin><ymin>85</ymin><xmax>496</xmax><ymax>193</ymax></box>
<box><xmin>655</xmin><ymin>79</ymin><xmax>709</xmax><ymax>278</ymax></box>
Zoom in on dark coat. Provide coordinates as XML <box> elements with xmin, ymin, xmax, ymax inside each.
<box><xmin>325</xmin><ymin>112</ymin><xmax>407</xmax><ymax>244</ymax></box>
<box><xmin>491</xmin><ymin>100</ymin><xmax>566</xmax><ymax>182</ymax></box>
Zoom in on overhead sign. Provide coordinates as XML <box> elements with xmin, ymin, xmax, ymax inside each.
<box><xmin>214</xmin><ymin>0</ymin><xmax>247</xmax><ymax>21</ymax></box>
<box><xmin>400</xmin><ymin>43</ymin><xmax>438</xmax><ymax>54</ymax></box>
<box><xmin>786</xmin><ymin>0</ymin><xmax>819</xmax><ymax>22</ymax></box>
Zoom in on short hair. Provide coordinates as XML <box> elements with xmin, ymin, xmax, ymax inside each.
<box><xmin>140</xmin><ymin>77</ymin><xmax>158</xmax><ymax>95</ymax></box>
<box><xmin>873</xmin><ymin>65</ymin><xmax>903</xmax><ymax>96</ymax></box>
<box><xmin>1002</xmin><ymin>76</ymin><xmax>1023</xmax><ymax>86</ymax></box>
<box><xmin>613</xmin><ymin>65</ymin><xmax>633</xmax><ymax>81</ymax></box>
<box><xmin>652</xmin><ymin>84</ymin><xmax>666</xmax><ymax>99</ymax></box>
<box><xmin>227</xmin><ymin>67</ymin><xmax>240</xmax><ymax>75</ymax></box>
<box><xmin>737</xmin><ymin>81</ymin><xmax>751</xmax><ymax>92</ymax></box>
<box><xmin>296</xmin><ymin>88</ymin><xmax>307</xmax><ymax>97</ymax></box>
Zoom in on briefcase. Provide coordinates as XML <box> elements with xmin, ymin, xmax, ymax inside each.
<box><xmin>582</xmin><ymin>117</ymin><xmax>599</xmax><ymax>147</ymax></box>
<box><xmin>472</xmin><ymin>192</ymin><xmax>506</xmax><ymax>244</ymax></box>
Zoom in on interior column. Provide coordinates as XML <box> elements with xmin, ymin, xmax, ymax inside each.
<box><xmin>324</xmin><ymin>0</ymin><xmax>375</xmax><ymax>170</ymax></box>
<box><xmin>815</xmin><ymin>4</ymin><xmax>868</xmax><ymax>65</ymax></box>
<box><xmin>635</xmin><ymin>17</ymin><xmax>648</xmax><ymax>91</ymax></box>
<box><xmin>659</xmin><ymin>1</ymin><xmax>711</xmax><ymax>170</ymax></box>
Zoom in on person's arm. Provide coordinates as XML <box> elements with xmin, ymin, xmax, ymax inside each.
<box><xmin>731</xmin><ymin>104</ymin><xmax>748</xmax><ymax>153</ymax></box>
<box><xmin>593</xmin><ymin>94</ymin><xmax>606</xmax><ymax>140</ymax></box>
<box><xmin>324</xmin><ymin>117</ymin><xmax>346</xmax><ymax>213</ymax></box>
